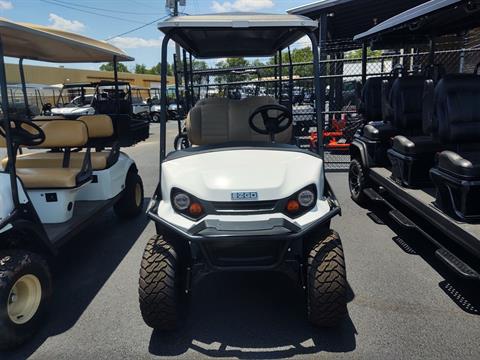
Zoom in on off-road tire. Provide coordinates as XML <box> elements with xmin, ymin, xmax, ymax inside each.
<box><xmin>114</xmin><ymin>170</ymin><xmax>144</xmax><ymax>220</ymax></box>
<box><xmin>139</xmin><ymin>235</ymin><xmax>184</xmax><ymax>330</ymax></box>
<box><xmin>0</xmin><ymin>251</ymin><xmax>52</xmax><ymax>350</ymax></box>
<box><xmin>307</xmin><ymin>230</ymin><xmax>347</xmax><ymax>327</ymax></box>
<box><xmin>349</xmin><ymin>158</ymin><xmax>369</xmax><ymax>205</ymax></box>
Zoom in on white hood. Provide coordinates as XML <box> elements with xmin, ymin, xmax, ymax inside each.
<box><xmin>51</xmin><ymin>106</ymin><xmax>94</xmax><ymax>115</ymax></box>
<box><xmin>161</xmin><ymin>148</ymin><xmax>324</xmax><ymax>202</ymax></box>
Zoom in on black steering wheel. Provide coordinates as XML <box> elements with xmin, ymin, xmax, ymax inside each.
<box><xmin>249</xmin><ymin>104</ymin><xmax>293</xmax><ymax>142</ymax></box>
<box><xmin>0</xmin><ymin>119</ymin><xmax>45</xmax><ymax>146</ymax></box>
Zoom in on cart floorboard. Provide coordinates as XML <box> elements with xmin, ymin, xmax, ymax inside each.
<box><xmin>44</xmin><ymin>198</ymin><xmax>119</xmax><ymax>247</ymax></box>
<box><xmin>369</xmin><ymin>167</ymin><xmax>480</xmax><ymax>258</ymax></box>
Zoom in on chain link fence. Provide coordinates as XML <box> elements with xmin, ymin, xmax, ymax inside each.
<box><xmin>189</xmin><ymin>35</ymin><xmax>480</xmax><ymax>171</ymax></box>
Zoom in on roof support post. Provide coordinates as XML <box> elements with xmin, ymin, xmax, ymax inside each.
<box><xmin>159</xmin><ymin>34</ymin><xmax>170</xmax><ymax>172</ymax></box>
<box><xmin>189</xmin><ymin>52</ymin><xmax>195</xmax><ymax>105</ymax></box>
<box><xmin>288</xmin><ymin>47</ymin><xmax>294</xmax><ymax>113</ymax></box>
<box><xmin>19</xmin><ymin>58</ymin><xmax>31</xmax><ymax>120</ymax></box>
<box><xmin>173</xmin><ymin>53</ymin><xmax>182</xmax><ymax>134</ymax></box>
<box><xmin>113</xmin><ymin>55</ymin><xmax>120</xmax><ymax>114</ymax></box>
<box><xmin>278</xmin><ymin>50</ymin><xmax>283</xmax><ymax>100</ymax></box>
<box><xmin>307</xmin><ymin>31</ymin><xmax>324</xmax><ymax>158</ymax></box>
<box><xmin>361</xmin><ymin>42</ymin><xmax>368</xmax><ymax>85</ymax></box>
<box><xmin>182</xmin><ymin>48</ymin><xmax>191</xmax><ymax>112</ymax></box>
<box><xmin>0</xmin><ymin>36</ymin><xmax>19</xmax><ymax>206</ymax></box>
<box><xmin>317</xmin><ymin>12</ymin><xmax>327</xmax><ymax>156</ymax></box>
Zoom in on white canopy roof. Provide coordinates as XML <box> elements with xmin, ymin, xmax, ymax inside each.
<box><xmin>158</xmin><ymin>13</ymin><xmax>318</xmax><ymax>58</ymax></box>
<box><xmin>0</xmin><ymin>17</ymin><xmax>133</xmax><ymax>63</ymax></box>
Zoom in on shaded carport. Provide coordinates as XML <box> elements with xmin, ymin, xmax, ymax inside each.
<box><xmin>288</xmin><ymin>0</ymin><xmax>431</xmax><ymax>113</ymax></box>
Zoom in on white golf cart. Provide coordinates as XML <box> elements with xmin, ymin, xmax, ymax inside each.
<box><xmin>0</xmin><ymin>19</ymin><xmax>145</xmax><ymax>349</ymax></box>
<box><xmin>139</xmin><ymin>13</ymin><xmax>347</xmax><ymax>330</ymax></box>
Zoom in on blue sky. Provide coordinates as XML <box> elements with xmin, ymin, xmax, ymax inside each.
<box><xmin>1</xmin><ymin>0</ymin><xmax>314</xmax><ymax>70</ymax></box>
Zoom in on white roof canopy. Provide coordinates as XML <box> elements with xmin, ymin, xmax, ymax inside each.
<box><xmin>158</xmin><ymin>13</ymin><xmax>318</xmax><ymax>58</ymax></box>
<box><xmin>0</xmin><ymin>17</ymin><xmax>133</xmax><ymax>63</ymax></box>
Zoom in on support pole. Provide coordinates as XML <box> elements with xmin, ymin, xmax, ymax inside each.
<box><xmin>173</xmin><ymin>54</ymin><xmax>182</xmax><ymax>134</ymax></box>
<box><xmin>19</xmin><ymin>58</ymin><xmax>31</xmax><ymax>119</ymax></box>
<box><xmin>318</xmin><ymin>13</ymin><xmax>328</xmax><ymax>156</ymax></box>
<box><xmin>307</xmin><ymin>31</ymin><xmax>324</xmax><ymax>158</ymax></box>
<box><xmin>113</xmin><ymin>55</ymin><xmax>120</xmax><ymax>114</ymax></box>
<box><xmin>361</xmin><ymin>42</ymin><xmax>368</xmax><ymax>85</ymax></box>
<box><xmin>159</xmin><ymin>35</ymin><xmax>170</xmax><ymax>173</ymax></box>
<box><xmin>189</xmin><ymin>52</ymin><xmax>194</xmax><ymax>105</ymax></box>
<box><xmin>278</xmin><ymin>50</ymin><xmax>283</xmax><ymax>101</ymax></box>
<box><xmin>182</xmin><ymin>48</ymin><xmax>190</xmax><ymax>112</ymax></box>
<box><xmin>288</xmin><ymin>47</ymin><xmax>293</xmax><ymax>112</ymax></box>
<box><xmin>0</xmin><ymin>37</ymin><xmax>19</xmax><ymax>206</ymax></box>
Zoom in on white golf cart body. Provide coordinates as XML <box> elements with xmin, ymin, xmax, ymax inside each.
<box><xmin>149</xmin><ymin>13</ymin><xmax>339</xmax><ymax>268</ymax></box>
<box><xmin>0</xmin><ymin>17</ymin><xmax>139</xmax><ymax>249</ymax></box>
<box><xmin>132</xmin><ymin>102</ymin><xmax>150</xmax><ymax>115</ymax></box>
<box><xmin>158</xmin><ymin>148</ymin><xmax>331</xmax><ymax>234</ymax></box>
<box><xmin>51</xmin><ymin>103</ymin><xmax>95</xmax><ymax>116</ymax></box>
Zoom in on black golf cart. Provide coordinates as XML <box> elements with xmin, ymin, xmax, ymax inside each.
<box><xmin>139</xmin><ymin>13</ymin><xmax>348</xmax><ymax>331</ymax></box>
<box><xmin>0</xmin><ymin>19</ymin><xmax>145</xmax><ymax>349</ymax></box>
<box><xmin>52</xmin><ymin>81</ymin><xmax>150</xmax><ymax>146</ymax></box>
<box><xmin>349</xmin><ymin>0</ymin><xmax>480</xmax><ymax>280</ymax></box>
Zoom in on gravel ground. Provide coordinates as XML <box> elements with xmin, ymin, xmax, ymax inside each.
<box><xmin>1</xmin><ymin>122</ymin><xmax>479</xmax><ymax>360</ymax></box>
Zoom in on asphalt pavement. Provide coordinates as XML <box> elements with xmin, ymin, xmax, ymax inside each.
<box><xmin>2</xmin><ymin>122</ymin><xmax>479</xmax><ymax>360</ymax></box>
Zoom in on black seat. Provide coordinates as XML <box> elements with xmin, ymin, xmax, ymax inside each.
<box><xmin>390</xmin><ymin>76</ymin><xmax>426</xmax><ymax>134</ymax></box>
<box><xmin>386</xmin><ymin>76</ymin><xmax>444</xmax><ymax>187</ymax></box>
<box><xmin>359</xmin><ymin>77</ymin><xmax>385</xmax><ymax>122</ymax></box>
<box><xmin>430</xmin><ymin>74</ymin><xmax>480</xmax><ymax>221</ymax></box>
<box><xmin>356</xmin><ymin>77</ymin><xmax>398</xmax><ymax>166</ymax></box>
<box><xmin>359</xmin><ymin>77</ymin><xmax>396</xmax><ymax>142</ymax></box>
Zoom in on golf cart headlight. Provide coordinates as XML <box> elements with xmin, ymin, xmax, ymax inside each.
<box><xmin>298</xmin><ymin>190</ymin><xmax>315</xmax><ymax>207</ymax></box>
<box><xmin>284</xmin><ymin>185</ymin><xmax>317</xmax><ymax>218</ymax></box>
<box><xmin>173</xmin><ymin>193</ymin><xmax>190</xmax><ymax>210</ymax></box>
<box><xmin>171</xmin><ymin>188</ymin><xmax>205</xmax><ymax>220</ymax></box>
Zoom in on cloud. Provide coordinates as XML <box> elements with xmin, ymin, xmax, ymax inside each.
<box><xmin>108</xmin><ymin>36</ymin><xmax>162</xmax><ymax>49</ymax></box>
<box><xmin>48</xmin><ymin>13</ymin><xmax>85</xmax><ymax>32</ymax></box>
<box><xmin>211</xmin><ymin>0</ymin><xmax>274</xmax><ymax>12</ymax></box>
<box><xmin>0</xmin><ymin>1</ymin><xmax>13</xmax><ymax>10</ymax></box>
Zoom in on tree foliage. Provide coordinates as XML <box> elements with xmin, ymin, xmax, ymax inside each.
<box><xmin>99</xmin><ymin>62</ymin><xmax>130</xmax><ymax>73</ymax></box>
<box><xmin>345</xmin><ymin>48</ymin><xmax>382</xmax><ymax>60</ymax></box>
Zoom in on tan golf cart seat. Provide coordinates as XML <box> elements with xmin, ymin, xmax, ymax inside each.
<box><xmin>2</xmin><ymin>120</ymin><xmax>91</xmax><ymax>188</ymax></box>
<box><xmin>3</xmin><ymin>115</ymin><xmax>115</xmax><ymax>171</ymax></box>
<box><xmin>186</xmin><ymin>96</ymin><xmax>293</xmax><ymax>145</ymax></box>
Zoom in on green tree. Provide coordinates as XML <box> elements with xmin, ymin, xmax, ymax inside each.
<box><xmin>135</xmin><ymin>64</ymin><xmax>149</xmax><ymax>74</ymax></box>
<box><xmin>99</xmin><ymin>62</ymin><xmax>130</xmax><ymax>73</ymax></box>
<box><xmin>345</xmin><ymin>48</ymin><xmax>382</xmax><ymax>60</ymax></box>
<box><xmin>149</xmin><ymin>62</ymin><xmax>173</xmax><ymax>76</ymax></box>
<box><xmin>215</xmin><ymin>57</ymin><xmax>251</xmax><ymax>84</ymax></box>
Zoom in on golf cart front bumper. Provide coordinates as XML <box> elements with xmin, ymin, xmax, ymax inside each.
<box><xmin>147</xmin><ymin>197</ymin><xmax>340</xmax><ymax>271</ymax></box>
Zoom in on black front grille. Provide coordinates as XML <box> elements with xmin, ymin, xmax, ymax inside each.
<box><xmin>211</xmin><ymin>200</ymin><xmax>277</xmax><ymax>214</ymax></box>
<box><xmin>203</xmin><ymin>239</ymin><xmax>287</xmax><ymax>267</ymax></box>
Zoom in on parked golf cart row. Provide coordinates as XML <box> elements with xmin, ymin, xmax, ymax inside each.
<box><xmin>349</xmin><ymin>0</ymin><xmax>480</xmax><ymax>280</ymax></box>
<box><xmin>0</xmin><ymin>19</ymin><xmax>146</xmax><ymax>349</ymax></box>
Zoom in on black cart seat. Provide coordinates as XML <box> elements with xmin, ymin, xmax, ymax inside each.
<box><xmin>430</xmin><ymin>74</ymin><xmax>480</xmax><ymax>221</ymax></box>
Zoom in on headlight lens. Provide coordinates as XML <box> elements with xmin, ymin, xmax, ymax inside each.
<box><xmin>298</xmin><ymin>189</ymin><xmax>315</xmax><ymax>207</ymax></box>
<box><xmin>173</xmin><ymin>192</ymin><xmax>190</xmax><ymax>210</ymax></box>
<box><xmin>171</xmin><ymin>188</ymin><xmax>205</xmax><ymax>220</ymax></box>
<box><xmin>284</xmin><ymin>185</ymin><xmax>317</xmax><ymax>218</ymax></box>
